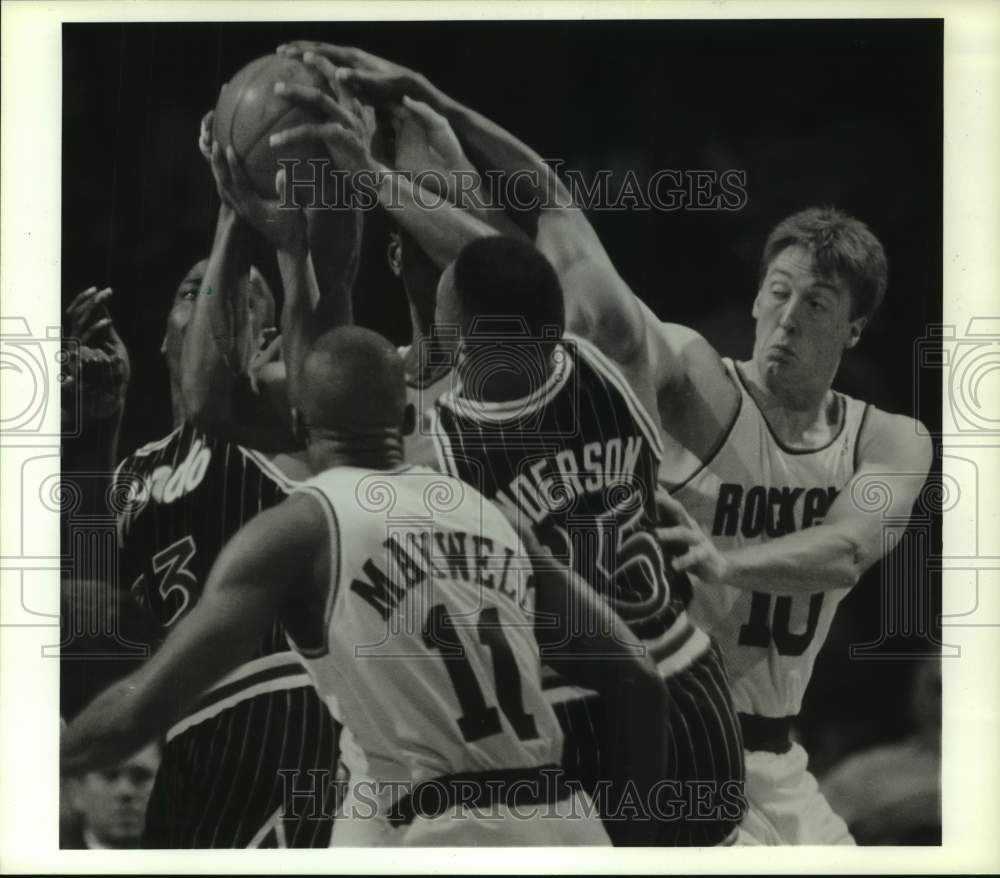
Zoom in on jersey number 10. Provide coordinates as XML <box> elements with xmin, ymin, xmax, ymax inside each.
<box><xmin>423</xmin><ymin>604</ymin><xmax>540</xmax><ymax>743</ymax></box>
<box><xmin>738</xmin><ymin>592</ymin><xmax>825</xmax><ymax>657</ymax></box>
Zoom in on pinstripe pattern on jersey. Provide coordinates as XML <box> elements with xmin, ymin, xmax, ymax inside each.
<box><xmin>553</xmin><ymin>640</ymin><xmax>745</xmax><ymax>846</ymax></box>
<box><xmin>428</xmin><ymin>337</ymin><xmax>745</xmax><ymax>844</ymax></box>
<box><xmin>568</xmin><ymin>333</ymin><xmax>663</xmax><ymax>457</ymax></box>
<box><xmin>143</xmin><ymin>685</ymin><xmax>339</xmax><ymax>848</ymax></box>
<box><xmin>116</xmin><ymin>424</ymin><xmax>339</xmax><ymax>848</ymax></box>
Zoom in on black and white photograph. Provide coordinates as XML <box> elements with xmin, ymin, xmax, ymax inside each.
<box><xmin>1</xmin><ymin>2</ymin><xmax>998</xmax><ymax>871</ymax></box>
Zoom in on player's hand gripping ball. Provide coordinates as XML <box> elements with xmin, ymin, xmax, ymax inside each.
<box><xmin>213</xmin><ymin>54</ymin><xmax>332</xmax><ymax>198</ymax></box>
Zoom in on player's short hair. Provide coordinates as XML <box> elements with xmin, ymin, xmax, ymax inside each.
<box><xmin>453</xmin><ymin>236</ymin><xmax>565</xmax><ymax>339</ymax></box>
<box><xmin>759</xmin><ymin>207</ymin><xmax>888</xmax><ymax>320</ymax></box>
<box><xmin>299</xmin><ymin>325</ymin><xmax>407</xmax><ymax>432</ymax></box>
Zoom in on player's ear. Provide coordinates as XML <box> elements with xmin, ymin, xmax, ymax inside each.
<box><xmin>387</xmin><ymin>231</ymin><xmax>402</xmax><ymax>278</ymax></box>
<box><xmin>845</xmin><ymin>315</ymin><xmax>867</xmax><ymax>349</ymax></box>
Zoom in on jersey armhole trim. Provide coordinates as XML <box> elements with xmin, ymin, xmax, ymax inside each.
<box><xmin>437</xmin><ymin>346</ymin><xmax>572</xmax><ymax>422</ymax></box>
<box><xmin>292</xmin><ymin>486</ymin><xmax>343</xmax><ymax>659</ymax></box>
<box><xmin>733</xmin><ymin>361</ymin><xmax>849</xmax><ymax>455</ymax></box>
<box><xmin>240</xmin><ymin>446</ymin><xmax>299</xmax><ymax>490</ymax></box>
<box><xmin>666</xmin><ymin>365</ymin><xmax>744</xmax><ymax>493</ymax></box>
<box><xmin>426</xmin><ymin>406</ymin><xmax>460</xmax><ymax>478</ymax></box>
<box><xmin>852</xmin><ymin>403</ymin><xmax>872</xmax><ymax>473</ymax></box>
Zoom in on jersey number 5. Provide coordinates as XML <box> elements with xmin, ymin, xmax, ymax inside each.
<box><xmin>423</xmin><ymin>604</ymin><xmax>539</xmax><ymax>743</ymax></box>
<box><xmin>738</xmin><ymin>592</ymin><xmax>824</xmax><ymax>657</ymax></box>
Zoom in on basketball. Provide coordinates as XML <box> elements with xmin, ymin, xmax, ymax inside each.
<box><xmin>213</xmin><ymin>54</ymin><xmax>329</xmax><ymax>198</ymax></box>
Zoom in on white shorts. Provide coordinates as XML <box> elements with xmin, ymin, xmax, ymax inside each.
<box><xmin>737</xmin><ymin>743</ymin><xmax>854</xmax><ymax>846</ymax></box>
<box><xmin>332</xmin><ymin>788</ymin><xmax>610</xmax><ymax>846</ymax></box>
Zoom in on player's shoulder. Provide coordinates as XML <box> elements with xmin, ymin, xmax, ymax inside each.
<box><xmin>856</xmin><ymin>404</ymin><xmax>933</xmax><ymax>470</ymax></box>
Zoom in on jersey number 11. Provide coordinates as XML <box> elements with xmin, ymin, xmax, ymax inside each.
<box><xmin>423</xmin><ymin>604</ymin><xmax>540</xmax><ymax>743</ymax></box>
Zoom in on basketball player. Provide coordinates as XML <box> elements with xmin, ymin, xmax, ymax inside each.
<box><xmin>272</xmin><ymin>47</ymin><xmax>746</xmax><ymax>845</ymax></box>
<box><xmin>66</xmin><ymin>326</ymin><xmax>668</xmax><ymax>846</ymax></box>
<box><xmin>111</xmin><ymin>115</ymin><xmax>364</xmax><ymax>846</ymax></box>
<box><xmin>647</xmin><ymin>210</ymin><xmax>933</xmax><ymax>844</ymax></box>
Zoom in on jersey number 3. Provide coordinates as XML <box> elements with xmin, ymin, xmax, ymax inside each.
<box><xmin>423</xmin><ymin>604</ymin><xmax>539</xmax><ymax>743</ymax></box>
<box><xmin>152</xmin><ymin>535</ymin><xmax>198</xmax><ymax>627</ymax></box>
<box><xmin>738</xmin><ymin>592</ymin><xmax>824</xmax><ymax>657</ymax></box>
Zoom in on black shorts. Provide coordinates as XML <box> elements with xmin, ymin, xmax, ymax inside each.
<box><xmin>142</xmin><ymin>685</ymin><xmax>340</xmax><ymax>848</ymax></box>
<box><xmin>552</xmin><ymin>639</ymin><xmax>746</xmax><ymax>846</ymax></box>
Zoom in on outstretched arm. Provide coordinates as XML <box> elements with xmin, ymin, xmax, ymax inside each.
<box><xmin>657</xmin><ymin>410</ymin><xmax>934</xmax><ymax>595</ymax></box>
<box><xmin>288</xmin><ymin>44</ymin><xmax>655</xmax><ymax>371</ymax></box>
<box><xmin>181</xmin><ymin>113</ymin><xmax>295</xmax><ymax>449</ymax></box>
<box><xmin>271</xmin><ymin>81</ymin><xmax>499</xmax><ymax>272</ymax></box>
<box><xmin>61</xmin><ymin>495</ymin><xmax>321</xmax><ymax>775</ymax></box>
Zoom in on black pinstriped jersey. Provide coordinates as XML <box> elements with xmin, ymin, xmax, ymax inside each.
<box><xmin>114</xmin><ymin>423</ymin><xmax>339</xmax><ymax>848</ymax></box>
<box><xmin>428</xmin><ymin>334</ymin><xmax>690</xmax><ymax>645</ymax></box>
<box><xmin>116</xmin><ymin>423</ymin><xmax>292</xmax><ymax>656</ymax></box>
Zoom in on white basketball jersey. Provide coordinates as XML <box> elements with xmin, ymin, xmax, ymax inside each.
<box><xmin>671</xmin><ymin>360</ymin><xmax>870</xmax><ymax>718</ymax></box>
<box><xmin>289</xmin><ymin>464</ymin><xmax>563</xmax><ymax>797</ymax></box>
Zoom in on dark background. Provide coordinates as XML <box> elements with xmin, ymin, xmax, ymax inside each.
<box><xmin>62</xmin><ymin>19</ymin><xmax>943</xmax><ymax>777</ymax></box>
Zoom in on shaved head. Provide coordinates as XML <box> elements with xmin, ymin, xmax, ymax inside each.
<box><xmin>299</xmin><ymin>326</ymin><xmax>407</xmax><ymax>433</ymax></box>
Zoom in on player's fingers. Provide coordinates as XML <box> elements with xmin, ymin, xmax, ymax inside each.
<box><xmin>274</xmin><ymin>166</ymin><xmax>292</xmax><ymax>207</ymax></box>
<box><xmin>210</xmin><ymin>140</ymin><xmax>233</xmax><ymax>192</ymax></box>
<box><xmin>275</xmin><ymin>81</ymin><xmax>354</xmax><ymax>127</ymax></box>
<box><xmin>670</xmin><ymin>549</ymin><xmax>700</xmax><ymax>572</ymax></box>
<box><xmin>71</xmin><ymin>288</ymin><xmax>113</xmax><ymax>333</ymax></box>
<box><xmin>335</xmin><ymin>68</ymin><xmax>401</xmax><ymax>103</ymax></box>
<box><xmin>65</xmin><ymin>286</ymin><xmax>100</xmax><ymax>317</ymax></box>
<box><xmin>198</xmin><ymin>111</ymin><xmax>215</xmax><ymax>157</ymax></box>
<box><xmin>278</xmin><ymin>40</ymin><xmax>327</xmax><ymax>59</ymax></box>
<box><xmin>300</xmin><ymin>50</ymin><xmax>340</xmax><ymax>87</ymax></box>
<box><xmin>225</xmin><ymin>146</ymin><xmax>254</xmax><ymax>195</ymax></box>
<box><xmin>657</xmin><ymin>489</ymin><xmax>697</xmax><ymax>528</ymax></box>
<box><xmin>654</xmin><ymin>525</ymin><xmax>700</xmax><ymax>547</ymax></box>
<box><xmin>271</xmin><ymin>121</ymin><xmax>343</xmax><ymax>151</ymax></box>
<box><xmin>400</xmin><ymin>95</ymin><xmax>448</xmax><ymax>131</ymax></box>
<box><xmin>80</xmin><ymin>317</ymin><xmax>111</xmax><ymax>345</ymax></box>
<box><xmin>309</xmin><ymin>43</ymin><xmax>372</xmax><ymax>68</ymax></box>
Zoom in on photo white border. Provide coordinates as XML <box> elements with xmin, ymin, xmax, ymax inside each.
<box><xmin>2</xmin><ymin>0</ymin><xmax>997</xmax><ymax>872</ymax></box>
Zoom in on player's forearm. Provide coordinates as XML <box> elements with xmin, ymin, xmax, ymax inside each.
<box><xmin>307</xmin><ymin>208</ymin><xmax>362</xmax><ymax>331</ymax></box>
<box><xmin>180</xmin><ymin>206</ymin><xmax>253</xmax><ymax>424</ymax></box>
<box><xmin>61</xmin><ymin>677</ymin><xmax>161</xmax><ymax>776</ymax></box>
<box><xmin>276</xmin><ymin>244</ymin><xmax>321</xmax><ymax>408</ymax></box>
<box><xmin>378</xmin><ymin>170</ymin><xmax>499</xmax><ymax>268</ymax></box>
<box><xmin>719</xmin><ymin>525</ymin><xmax>870</xmax><ymax>595</ymax></box>
<box><xmin>434</xmin><ymin>97</ymin><xmax>570</xmax><ymax>211</ymax></box>
<box><xmin>602</xmin><ymin>668</ymin><xmax>668</xmax><ymax>845</ymax></box>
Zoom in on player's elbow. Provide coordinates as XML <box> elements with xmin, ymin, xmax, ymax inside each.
<box><xmin>564</xmin><ymin>289</ymin><xmax>646</xmax><ymax>366</ymax></box>
<box><xmin>831</xmin><ymin>531</ymin><xmax>872</xmax><ymax>589</ymax></box>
